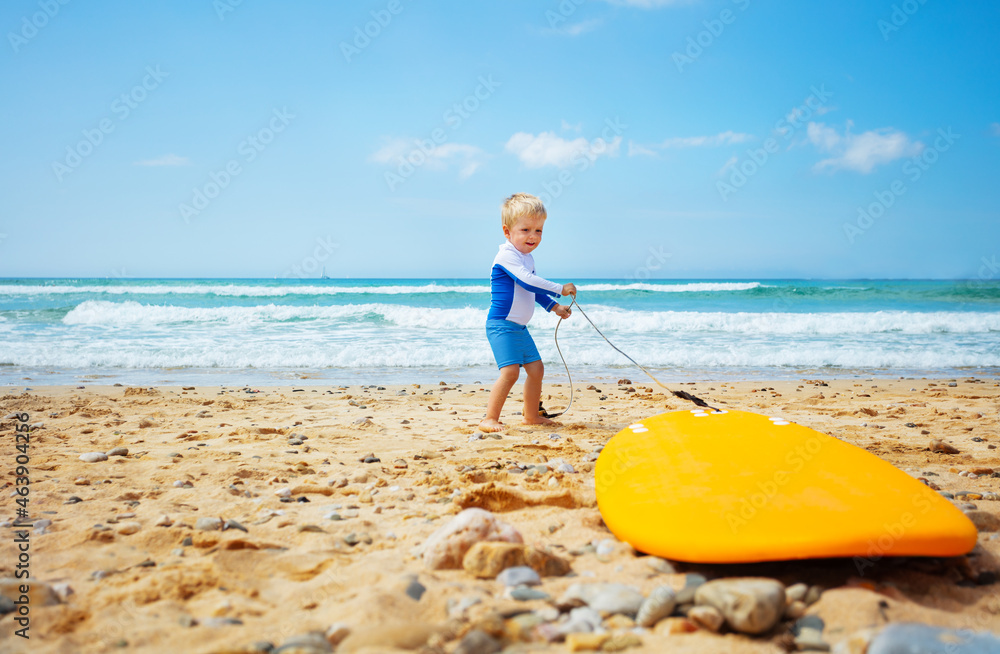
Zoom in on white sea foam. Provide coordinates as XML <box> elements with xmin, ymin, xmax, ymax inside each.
<box><xmin>0</xmin><ymin>281</ymin><xmax>764</xmax><ymax>297</ymax></box>
<box><xmin>62</xmin><ymin>301</ymin><xmax>1000</xmax><ymax>335</ymax></box>
<box><xmin>0</xmin><ymin>283</ymin><xmax>489</xmax><ymax>296</ymax></box>
<box><xmin>576</xmin><ymin>282</ymin><xmax>764</xmax><ymax>292</ymax></box>
<box><xmin>2</xmin><ymin>335</ymin><xmax>997</xmax><ymax>370</ymax></box>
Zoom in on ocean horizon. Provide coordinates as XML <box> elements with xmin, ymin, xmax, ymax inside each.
<box><xmin>2</xmin><ymin>277</ymin><xmax>998</xmax><ymax>387</ymax></box>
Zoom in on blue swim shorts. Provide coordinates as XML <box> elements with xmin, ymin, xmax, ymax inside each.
<box><xmin>486</xmin><ymin>318</ymin><xmax>541</xmax><ymax>370</ymax></box>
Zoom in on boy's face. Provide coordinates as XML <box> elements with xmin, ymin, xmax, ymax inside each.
<box><xmin>503</xmin><ymin>213</ymin><xmax>546</xmax><ymax>255</ymax></box>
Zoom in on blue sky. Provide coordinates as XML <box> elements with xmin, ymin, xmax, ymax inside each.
<box><xmin>1</xmin><ymin>0</ymin><xmax>998</xmax><ymax>279</ymax></box>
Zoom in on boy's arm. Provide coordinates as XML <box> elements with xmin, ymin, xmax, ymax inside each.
<box><xmin>535</xmin><ymin>292</ymin><xmax>558</xmax><ymax>312</ymax></box>
<box><xmin>495</xmin><ymin>250</ymin><xmax>564</xmax><ymax>297</ymax></box>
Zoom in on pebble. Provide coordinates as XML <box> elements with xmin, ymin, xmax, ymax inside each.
<box><xmin>694</xmin><ymin>577</ymin><xmax>786</xmax><ymax>635</ymax></box>
<box><xmin>556</xmin><ymin>462</ymin><xmax>576</xmax><ymax>473</ymax></box>
<box><xmin>793</xmin><ymin>616</ymin><xmax>829</xmax><ymax>652</ymax></box>
<box><xmin>462</xmin><ymin>542</ymin><xmax>571</xmax><ymax>578</ymax></box>
<box><xmin>273</xmin><ymin>631</ymin><xmax>333</xmax><ymax>653</ymax></box>
<box><xmin>447</xmin><ymin>596</ymin><xmax>482</xmax><ymax>619</ymax></box>
<box><xmin>404</xmin><ymin>579</ymin><xmax>426</xmax><ymax>601</ymax></box>
<box><xmin>559</xmin><ymin>582</ymin><xmax>645</xmax><ymax>617</ymax></box>
<box><xmin>64</xmin><ymin>496</ymin><xmax>83</xmax><ymax>504</ymax></box>
<box><xmin>223</xmin><ymin>519</ymin><xmax>248</xmax><ymax>532</ymax></box>
<box><xmin>508</xmin><ymin>586</ymin><xmax>551</xmax><ymax>601</ymax></box>
<box><xmin>33</xmin><ymin>519</ymin><xmax>52</xmax><ymax>535</ymax></box>
<box><xmin>325</xmin><ymin>623</ymin><xmax>351</xmax><ymax>647</ymax></box>
<box><xmin>785</xmin><ymin>600</ymin><xmax>808</xmax><ymax>619</ymax></box>
<box><xmin>201</xmin><ymin>617</ymin><xmax>244</xmax><ymax>628</ymax></box>
<box><xmin>558</xmin><ymin>606</ymin><xmax>604</xmax><ymax>634</ymax></box>
<box><xmin>116</xmin><ymin>522</ymin><xmax>141</xmax><ymax>535</ymax></box>
<box><xmin>497</xmin><ymin>566</ymin><xmax>541</xmax><ymax>587</ymax></box>
<box><xmin>565</xmin><ymin>633</ymin><xmax>609</xmax><ymax>651</ymax></box>
<box><xmin>867</xmin><ymin>622</ymin><xmax>1000</xmax><ymax>654</ymax></box>
<box><xmin>930</xmin><ymin>440</ymin><xmax>960</xmax><ymax>454</ymax></box>
<box><xmin>79</xmin><ymin>452</ymin><xmax>108</xmax><ymax>463</ymax></box>
<box><xmin>786</xmin><ymin>582</ymin><xmax>808</xmax><ymax>604</ymax></box>
<box><xmin>195</xmin><ymin>517</ymin><xmax>223</xmax><ymax>531</ymax></box>
<box><xmin>601</xmin><ymin>633</ymin><xmax>642</xmax><ymax>651</ymax></box>
<box><xmin>636</xmin><ymin>585</ymin><xmax>677</xmax><ymax>628</ymax></box>
<box><xmin>154</xmin><ymin>514</ymin><xmax>172</xmax><ymax>527</ymax></box>
<box><xmin>173</xmin><ymin>480</ymin><xmax>193</xmax><ymax>488</ymax></box>
<box><xmin>655</xmin><ymin>617</ymin><xmax>698</xmax><ymax>635</ymax></box>
<box><xmin>594</xmin><ymin>538</ymin><xmax>617</xmax><ymax>560</ymax></box>
<box><xmin>421</xmin><ymin>509</ymin><xmax>523</xmax><ymax>570</ymax></box>
<box><xmin>454</xmin><ymin>629</ymin><xmax>502</xmax><ymax>654</ymax></box>
<box><xmin>392</xmin><ymin>458</ymin><xmax>408</xmax><ymax>469</ymax></box>
<box><xmin>688</xmin><ymin>605</ymin><xmax>724</xmax><ymax>632</ymax></box>
<box><xmin>106</xmin><ymin>447</ymin><xmax>129</xmax><ymax>457</ymax></box>
<box><xmin>645</xmin><ymin>556</ymin><xmax>676</xmax><ymax>574</ymax></box>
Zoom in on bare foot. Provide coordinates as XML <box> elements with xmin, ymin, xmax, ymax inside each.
<box><xmin>522</xmin><ymin>416</ymin><xmax>559</xmax><ymax>426</ymax></box>
<box><xmin>478</xmin><ymin>418</ymin><xmax>506</xmax><ymax>433</ymax></box>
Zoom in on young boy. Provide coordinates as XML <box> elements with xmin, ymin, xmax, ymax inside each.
<box><xmin>479</xmin><ymin>193</ymin><xmax>576</xmax><ymax>433</ymax></box>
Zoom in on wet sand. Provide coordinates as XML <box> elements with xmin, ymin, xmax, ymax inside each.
<box><xmin>1</xmin><ymin>377</ymin><xmax>998</xmax><ymax>653</ymax></box>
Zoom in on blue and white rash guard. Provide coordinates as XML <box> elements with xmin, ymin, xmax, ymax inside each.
<box><xmin>487</xmin><ymin>241</ymin><xmax>563</xmax><ymax>326</ymax></box>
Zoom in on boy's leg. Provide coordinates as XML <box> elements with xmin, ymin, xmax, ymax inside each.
<box><xmin>522</xmin><ymin>359</ymin><xmax>557</xmax><ymax>426</ymax></box>
<box><xmin>479</xmin><ymin>364</ymin><xmax>520</xmax><ymax>432</ymax></box>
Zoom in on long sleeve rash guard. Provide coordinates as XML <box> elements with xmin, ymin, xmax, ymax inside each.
<box><xmin>487</xmin><ymin>241</ymin><xmax>563</xmax><ymax>326</ymax></box>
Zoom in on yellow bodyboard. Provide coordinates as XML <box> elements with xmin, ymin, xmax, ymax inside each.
<box><xmin>595</xmin><ymin>409</ymin><xmax>977</xmax><ymax>563</ymax></box>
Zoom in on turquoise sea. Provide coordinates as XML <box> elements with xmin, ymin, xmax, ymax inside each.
<box><xmin>0</xmin><ymin>278</ymin><xmax>998</xmax><ymax>387</ymax></box>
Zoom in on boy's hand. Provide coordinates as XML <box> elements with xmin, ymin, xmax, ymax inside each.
<box><xmin>561</xmin><ymin>283</ymin><xmax>577</xmax><ymax>297</ymax></box>
<box><xmin>552</xmin><ymin>304</ymin><xmax>572</xmax><ymax>320</ymax></box>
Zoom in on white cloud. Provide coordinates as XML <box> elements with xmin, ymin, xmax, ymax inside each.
<box><xmin>505</xmin><ymin>131</ymin><xmax>621</xmax><ymax>168</ymax></box>
<box><xmin>627</xmin><ymin>141</ymin><xmax>658</xmax><ymax>157</ymax></box>
<box><xmin>548</xmin><ymin>18</ymin><xmax>603</xmax><ymax>36</ymax></box>
<box><xmin>628</xmin><ymin>131</ymin><xmax>753</xmax><ymax>157</ymax></box>
<box><xmin>808</xmin><ymin>122</ymin><xmax>923</xmax><ymax>174</ymax></box>
<box><xmin>991</xmin><ymin>122</ymin><xmax>1000</xmax><ymax>137</ymax></box>
<box><xmin>561</xmin><ymin>119</ymin><xmax>583</xmax><ymax>133</ymax></box>
<box><xmin>133</xmin><ymin>154</ymin><xmax>190</xmax><ymax>167</ymax></box>
<box><xmin>369</xmin><ymin>138</ymin><xmax>486</xmax><ymax>178</ymax></box>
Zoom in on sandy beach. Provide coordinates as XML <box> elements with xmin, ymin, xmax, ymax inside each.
<box><xmin>1</xmin><ymin>377</ymin><xmax>999</xmax><ymax>653</ymax></box>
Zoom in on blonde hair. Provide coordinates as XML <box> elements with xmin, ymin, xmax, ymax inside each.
<box><xmin>501</xmin><ymin>192</ymin><xmax>546</xmax><ymax>229</ymax></box>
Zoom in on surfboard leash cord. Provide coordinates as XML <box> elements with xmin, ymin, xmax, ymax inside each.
<box><xmin>547</xmin><ymin>296</ymin><xmax>718</xmax><ymax>418</ymax></box>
